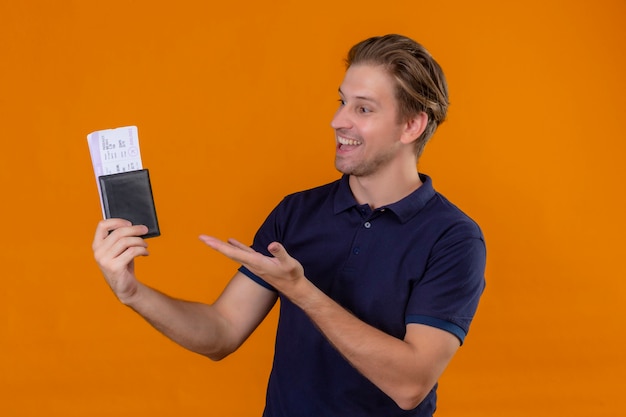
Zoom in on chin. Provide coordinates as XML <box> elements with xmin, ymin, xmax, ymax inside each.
<box><xmin>334</xmin><ymin>161</ymin><xmax>353</xmax><ymax>176</ymax></box>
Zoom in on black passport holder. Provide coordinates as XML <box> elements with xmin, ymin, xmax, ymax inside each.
<box><xmin>98</xmin><ymin>169</ymin><xmax>160</xmax><ymax>238</ymax></box>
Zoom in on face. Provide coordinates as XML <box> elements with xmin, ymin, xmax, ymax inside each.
<box><xmin>331</xmin><ymin>64</ymin><xmax>407</xmax><ymax>178</ymax></box>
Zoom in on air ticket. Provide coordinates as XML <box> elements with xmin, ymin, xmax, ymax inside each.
<box><xmin>87</xmin><ymin>125</ymin><xmax>144</xmax><ymax>216</ymax></box>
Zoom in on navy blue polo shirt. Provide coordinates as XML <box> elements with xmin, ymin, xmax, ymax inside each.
<box><xmin>239</xmin><ymin>174</ymin><xmax>486</xmax><ymax>417</ymax></box>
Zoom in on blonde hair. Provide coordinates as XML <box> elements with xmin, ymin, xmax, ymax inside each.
<box><xmin>346</xmin><ymin>34</ymin><xmax>449</xmax><ymax>157</ymax></box>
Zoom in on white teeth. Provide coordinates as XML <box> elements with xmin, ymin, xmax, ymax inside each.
<box><xmin>338</xmin><ymin>136</ymin><xmax>361</xmax><ymax>146</ymax></box>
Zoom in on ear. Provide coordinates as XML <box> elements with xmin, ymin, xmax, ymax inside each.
<box><xmin>400</xmin><ymin>111</ymin><xmax>428</xmax><ymax>145</ymax></box>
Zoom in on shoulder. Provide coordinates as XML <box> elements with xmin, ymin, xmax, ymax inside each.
<box><xmin>425</xmin><ymin>192</ymin><xmax>483</xmax><ymax>240</ymax></box>
<box><xmin>284</xmin><ymin>178</ymin><xmax>342</xmax><ymax>200</ymax></box>
<box><xmin>399</xmin><ymin>174</ymin><xmax>483</xmax><ymax>242</ymax></box>
<box><xmin>419</xmin><ymin>193</ymin><xmax>486</xmax><ymax>271</ymax></box>
<box><xmin>277</xmin><ymin>178</ymin><xmax>343</xmax><ymax>211</ymax></box>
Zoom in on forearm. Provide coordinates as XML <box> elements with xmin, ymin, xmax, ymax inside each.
<box><xmin>287</xmin><ymin>279</ymin><xmax>451</xmax><ymax>410</ymax></box>
<box><xmin>122</xmin><ymin>282</ymin><xmax>235</xmax><ymax>360</ymax></box>
<box><xmin>200</xmin><ymin>237</ymin><xmax>458</xmax><ymax>408</ymax></box>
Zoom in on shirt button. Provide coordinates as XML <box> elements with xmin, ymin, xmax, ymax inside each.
<box><xmin>364</xmin><ymin>221</ymin><xmax>371</xmax><ymax>228</ymax></box>
<box><xmin>353</xmin><ymin>247</ymin><xmax>360</xmax><ymax>255</ymax></box>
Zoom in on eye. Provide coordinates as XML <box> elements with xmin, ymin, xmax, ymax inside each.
<box><xmin>358</xmin><ymin>106</ymin><xmax>371</xmax><ymax>114</ymax></box>
<box><xmin>337</xmin><ymin>99</ymin><xmax>345</xmax><ymax>107</ymax></box>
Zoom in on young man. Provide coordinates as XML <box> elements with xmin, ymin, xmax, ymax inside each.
<box><xmin>93</xmin><ymin>34</ymin><xmax>486</xmax><ymax>416</ymax></box>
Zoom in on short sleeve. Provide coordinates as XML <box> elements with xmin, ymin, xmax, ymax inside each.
<box><xmin>236</xmin><ymin>198</ymin><xmax>288</xmax><ymax>292</ymax></box>
<box><xmin>405</xmin><ymin>221</ymin><xmax>486</xmax><ymax>344</ymax></box>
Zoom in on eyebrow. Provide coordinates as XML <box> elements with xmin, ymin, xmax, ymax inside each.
<box><xmin>338</xmin><ymin>87</ymin><xmax>379</xmax><ymax>104</ymax></box>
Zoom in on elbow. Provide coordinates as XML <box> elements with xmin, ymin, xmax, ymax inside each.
<box><xmin>205</xmin><ymin>351</ymin><xmax>228</xmax><ymax>362</ymax></box>
<box><xmin>391</xmin><ymin>383</ymin><xmax>433</xmax><ymax>411</ymax></box>
<box><xmin>198</xmin><ymin>325</ymin><xmax>245</xmax><ymax>361</ymax></box>
<box><xmin>199</xmin><ymin>342</ymin><xmax>238</xmax><ymax>362</ymax></box>
<box><xmin>396</xmin><ymin>397</ymin><xmax>424</xmax><ymax>412</ymax></box>
<box><xmin>203</xmin><ymin>346</ymin><xmax>235</xmax><ymax>362</ymax></box>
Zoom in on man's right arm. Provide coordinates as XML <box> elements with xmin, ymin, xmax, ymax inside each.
<box><xmin>92</xmin><ymin>219</ymin><xmax>278</xmax><ymax>361</ymax></box>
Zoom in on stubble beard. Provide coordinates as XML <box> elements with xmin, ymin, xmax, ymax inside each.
<box><xmin>335</xmin><ymin>144</ymin><xmax>399</xmax><ymax>178</ymax></box>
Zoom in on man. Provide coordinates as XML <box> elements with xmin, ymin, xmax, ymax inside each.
<box><xmin>93</xmin><ymin>34</ymin><xmax>486</xmax><ymax>416</ymax></box>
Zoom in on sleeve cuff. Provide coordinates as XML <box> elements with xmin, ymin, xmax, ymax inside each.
<box><xmin>406</xmin><ymin>314</ymin><xmax>467</xmax><ymax>345</ymax></box>
<box><xmin>238</xmin><ymin>265</ymin><xmax>277</xmax><ymax>292</ymax></box>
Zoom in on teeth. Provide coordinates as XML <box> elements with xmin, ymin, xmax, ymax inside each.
<box><xmin>338</xmin><ymin>136</ymin><xmax>361</xmax><ymax>146</ymax></box>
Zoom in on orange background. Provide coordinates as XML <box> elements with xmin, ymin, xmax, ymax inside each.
<box><xmin>1</xmin><ymin>1</ymin><xmax>625</xmax><ymax>416</ymax></box>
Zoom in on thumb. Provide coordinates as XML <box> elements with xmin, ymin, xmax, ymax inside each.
<box><xmin>267</xmin><ymin>242</ymin><xmax>288</xmax><ymax>259</ymax></box>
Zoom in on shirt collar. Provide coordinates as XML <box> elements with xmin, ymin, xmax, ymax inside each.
<box><xmin>333</xmin><ymin>174</ymin><xmax>436</xmax><ymax>223</ymax></box>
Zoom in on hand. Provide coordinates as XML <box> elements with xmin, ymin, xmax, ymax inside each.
<box><xmin>199</xmin><ymin>236</ymin><xmax>305</xmax><ymax>294</ymax></box>
<box><xmin>92</xmin><ymin>219</ymin><xmax>150</xmax><ymax>303</ymax></box>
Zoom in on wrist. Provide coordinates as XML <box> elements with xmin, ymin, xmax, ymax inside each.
<box><xmin>116</xmin><ymin>280</ymin><xmax>143</xmax><ymax>307</ymax></box>
<box><xmin>285</xmin><ymin>277</ymin><xmax>325</xmax><ymax>313</ymax></box>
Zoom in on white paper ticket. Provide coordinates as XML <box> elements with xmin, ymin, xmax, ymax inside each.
<box><xmin>87</xmin><ymin>125</ymin><xmax>144</xmax><ymax>216</ymax></box>
<box><xmin>87</xmin><ymin>125</ymin><xmax>143</xmax><ymax>177</ymax></box>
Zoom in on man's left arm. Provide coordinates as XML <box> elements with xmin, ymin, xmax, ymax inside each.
<box><xmin>287</xmin><ymin>277</ymin><xmax>459</xmax><ymax>411</ymax></box>
<box><xmin>201</xmin><ymin>235</ymin><xmax>461</xmax><ymax>411</ymax></box>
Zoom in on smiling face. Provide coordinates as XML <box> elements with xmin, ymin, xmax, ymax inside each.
<box><xmin>331</xmin><ymin>64</ymin><xmax>411</xmax><ymax>178</ymax></box>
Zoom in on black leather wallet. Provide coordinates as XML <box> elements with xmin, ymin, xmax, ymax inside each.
<box><xmin>98</xmin><ymin>169</ymin><xmax>160</xmax><ymax>238</ymax></box>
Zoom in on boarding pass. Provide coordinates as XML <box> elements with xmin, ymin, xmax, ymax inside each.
<box><xmin>87</xmin><ymin>125</ymin><xmax>144</xmax><ymax>216</ymax></box>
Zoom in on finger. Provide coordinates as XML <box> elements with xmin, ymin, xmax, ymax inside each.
<box><xmin>110</xmin><ymin>235</ymin><xmax>149</xmax><ymax>257</ymax></box>
<box><xmin>111</xmin><ymin>224</ymin><xmax>150</xmax><ymax>239</ymax></box>
<box><xmin>198</xmin><ymin>235</ymin><xmax>220</xmax><ymax>247</ymax></box>
<box><xmin>200</xmin><ymin>236</ymin><xmax>253</xmax><ymax>253</ymax></box>
<box><xmin>199</xmin><ymin>235</ymin><xmax>235</xmax><ymax>255</ymax></box>
<box><xmin>93</xmin><ymin>222</ymin><xmax>148</xmax><ymax>253</ymax></box>
<box><xmin>226</xmin><ymin>238</ymin><xmax>256</xmax><ymax>253</ymax></box>
<box><xmin>200</xmin><ymin>235</ymin><xmax>257</xmax><ymax>264</ymax></box>
<box><xmin>94</xmin><ymin>231</ymin><xmax>148</xmax><ymax>267</ymax></box>
<box><xmin>112</xmin><ymin>244</ymin><xmax>150</xmax><ymax>267</ymax></box>
<box><xmin>93</xmin><ymin>218</ymin><xmax>132</xmax><ymax>241</ymax></box>
<box><xmin>95</xmin><ymin>238</ymin><xmax>147</xmax><ymax>269</ymax></box>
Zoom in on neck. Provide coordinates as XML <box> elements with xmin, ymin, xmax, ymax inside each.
<box><xmin>348</xmin><ymin>163</ymin><xmax>422</xmax><ymax>209</ymax></box>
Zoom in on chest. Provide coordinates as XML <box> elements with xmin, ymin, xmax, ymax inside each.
<box><xmin>281</xmin><ymin>209</ymin><xmax>431</xmax><ymax>336</ymax></box>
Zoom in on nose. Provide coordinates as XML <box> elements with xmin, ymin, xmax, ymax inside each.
<box><xmin>330</xmin><ymin>105</ymin><xmax>351</xmax><ymax>130</ymax></box>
